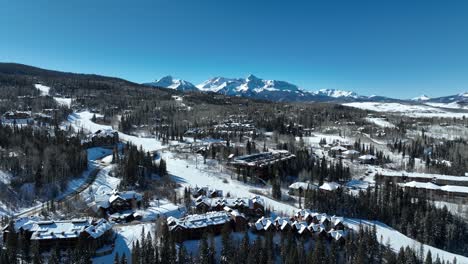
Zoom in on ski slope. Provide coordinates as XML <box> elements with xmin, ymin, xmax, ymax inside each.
<box><xmin>68</xmin><ymin>111</ymin><xmax>163</xmax><ymax>151</ymax></box>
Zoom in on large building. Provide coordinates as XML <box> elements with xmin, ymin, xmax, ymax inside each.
<box><xmin>3</xmin><ymin>217</ymin><xmax>114</xmax><ymax>251</ymax></box>
<box><xmin>194</xmin><ymin>195</ymin><xmax>265</xmax><ymax>216</ymax></box>
<box><xmin>168</xmin><ymin>210</ymin><xmax>247</xmax><ymax>242</ymax></box>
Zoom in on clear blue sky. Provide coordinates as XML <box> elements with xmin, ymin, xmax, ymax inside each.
<box><xmin>1</xmin><ymin>0</ymin><xmax>467</xmax><ymax>98</ymax></box>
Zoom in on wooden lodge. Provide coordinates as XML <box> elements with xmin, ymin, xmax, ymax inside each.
<box><xmin>194</xmin><ymin>195</ymin><xmax>265</xmax><ymax>216</ymax></box>
<box><xmin>168</xmin><ymin>211</ymin><xmax>248</xmax><ymax>242</ymax></box>
<box><xmin>2</xmin><ymin>217</ymin><xmax>113</xmax><ymax>252</ymax></box>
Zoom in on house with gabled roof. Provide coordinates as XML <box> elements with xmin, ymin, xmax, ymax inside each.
<box><xmin>3</xmin><ymin>217</ymin><xmax>113</xmax><ymax>251</ymax></box>
<box><xmin>168</xmin><ymin>210</ymin><xmax>247</xmax><ymax>242</ymax></box>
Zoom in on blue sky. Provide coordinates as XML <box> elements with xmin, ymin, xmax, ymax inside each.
<box><xmin>1</xmin><ymin>0</ymin><xmax>467</xmax><ymax>98</ymax></box>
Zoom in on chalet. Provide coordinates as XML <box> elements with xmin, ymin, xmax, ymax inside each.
<box><xmin>308</xmin><ymin>223</ymin><xmax>327</xmax><ymax>237</ymax></box>
<box><xmin>398</xmin><ymin>181</ymin><xmax>468</xmax><ymax>202</ymax></box>
<box><xmin>329</xmin><ymin>145</ymin><xmax>347</xmax><ymax>156</ymax></box>
<box><xmin>358</xmin><ymin>154</ymin><xmax>377</xmax><ymax>164</ymax></box>
<box><xmin>228</xmin><ymin>150</ymin><xmax>296</xmax><ymax>179</ymax></box>
<box><xmin>95</xmin><ymin>190</ymin><xmax>143</xmax><ymax>216</ymax></box>
<box><xmin>195</xmin><ymin>195</ymin><xmax>265</xmax><ymax>216</ymax></box>
<box><xmin>319</xmin><ymin>182</ymin><xmax>341</xmax><ymax>192</ymax></box>
<box><xmin>83</xmin><ymin>129</ymin><xmax>119</xmax><ymax>147</ymax></box>
<box><xmin>253</xmin><ymin>217</ymin><xmax>275</xmax><ymax>232</ymax></box>
<box><xmin>1</xmin><ymin>111</ymin><xmax>33</xmax><ymax>126</ymax></box>
<box><xmin>228</xmin><ymin>150</ymin><xmax>296</xmax><ymax>169</ymax></box>
<box><xmin>252</xmin><ymin>214</ymin><xmax>348</xmax><ymax>241</ymax></box>
<box><xmin>375</xmin><ymin>172</ymin><xmax>468</xmax><ymax>187</ymax></box>
<box><xmin>342</xmin><ymin>150</ymin><xmax>360</xmax><ymax>160</ymax></box>
<box><xmin>168</xmin><ymin>211</ymin><xmax>247</xmax><ymax>242</ymax></box>
<box><xmin>274</xmin><ymin>217</ymin><xmax>292</xmax><ymax>232</ymax></box>
<box><xmin>328</xmin><ymin>229</ymin><xmax>348</xmax><ymax>244</ymax></box>
<box><xmin>288</xmin><ymin>182</ymin><xmax>318</xmax><ymax>196</ymax></box>
<box><xmin>292</xmin><ymin>221</ymin><xmax>310</xmax><ymax>236</ymax></box>
<box><xmin>3</xmin><ymin>218</ymin><xmax>113</xmax><ymax>251</ymax></box>
<box><xmin>191</xmin><ymin>186</ymin><xmax>223</xmax><ymax>198</ymax></box>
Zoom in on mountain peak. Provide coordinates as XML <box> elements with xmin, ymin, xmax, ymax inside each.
<box><xmin>312</xmin><ymin>89</ymin><xmax>359</xmax><ymax>99</ymax></box>
<box><xmin>246</xmin><ymin>74</ymin><xmax>260</xmax><ymax>81</ymax></box>
<box><xmin>412</xmin><ymin>94</ymin><xmax>430</xmax><ymax>101</ymax></box>
<box><xmin>144</xmin><ymin>76</ymin><xmax>197</xmax><ymax>91</ymax></box>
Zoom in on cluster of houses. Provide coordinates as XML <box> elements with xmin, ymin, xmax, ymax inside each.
<box><xmin>167</xmin><ymin>207</ymin><xmax>349</xmax><ymax>243</ymax></box>
<box><xmin>1</xmin><ymin>111</ymin><xmax>33</xmax><ymax>126</ymax></box>
<box><xmin>168</xmin><ymin>210</ymin><xmax>248</xmax><ymax>242</ymax></box>
<box><xmin>322</xmin><ymin>140</ymin><xmax>377</xmax><ymax>164</ymax></box>
<box><xmin>375</xmin><ymin>172</ymin><xmax>468</xmax><ymax>202</ymax></box>
<box><xmin>228</xmin><ymin>150</ymin><xmax>296</xmax><ymax>169</ymax></box>
<box><xmin>194</xmin><ymin>196</ymin><xmax>265</xmax><ymax>216</ymax></box>
<box><xmin>3</xmin><ymin>217</ymin><xmax>114</xmax><ymax>251</ymax></box>
<box><xmin>82</xmin><ymin>129</ymin><xmax>119</xmax><ymax>147</ymax></box>
<box><xmin>253</xmin><ymin>210</ymin><xmax>347</xmax><ymax>243</ymax></box>
<box><xmin>288</xmin><ymin>181</ymin><xmax>342</xmax><ymax>195</ymax></box>
<box><xmin>94</xmin><ymin>190</ymin><xmax>143</xmax><ymax>222</ymax></box>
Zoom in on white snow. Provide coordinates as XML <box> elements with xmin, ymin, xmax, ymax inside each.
<box><xmin>0</xmin><ymin>170</ymin><xmax>12</xmax><ymax>185</ymax></box>
<box><xmin>34</xmin><ymin>84</ymin><xmax>50</xmax><ymax>96</ymax></box>
<box><xmin>93</xmin><ymin>223</ymin><xmax>154</xmax><ymax>264</ymax></box>
<box><xmin>346</xmin><ymin>219</ymin><xmax>467</xmax><ymax>263</ymax></box>
<box><xmin>365</xmin><ymin>117</ymin><xmax>396</xmax><ymax>128</ymax></box>
<box><xmin>53</xmin><ymin>97</ymin><xmax>73</xmax><ymax>107</ymax></box>
<box><xmin>344</xmin><ymin>102</ymin><xmax>468</xmax><ymax>119</ymax></box>
<box><xmin>68</xmin><ymin>111</ymin><xmax>163</xmax><ymax>152</ymax></box>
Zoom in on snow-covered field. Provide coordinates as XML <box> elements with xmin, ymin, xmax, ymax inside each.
<box><xmin>365</xmin><ymin>117</ymin><xmax>396</xmax><ymax>128</ymax></box>
<box><xmin>93</xmin><ymin>223</ymin><xmax>154</xmax><ymax>264</ymax></box>
<box><xmin>345</xmin><ymin>219</ymin><xmax>468</xmax><ymax>263</ymax></box>
<box><xmin>53</xmin><ymin>97</ymin><xmax>72</xmax><ymax>107</ymax></box>
<box><xmin>68</xmin><ymin>111</ymin><xmax>163</xmax><ymax>152</ymax></box>
<box><xmin>425</xmin><ymin>102</ymin><xmax>468</xmax><ymax>110</ymax></box>
<box><xmin>34</xmin><ymin>84</ymin><xmax>50</xmax><ymax>96</ymax></box>
<box><xmin>344</xmin><ymin>102</ymin><xmax>468</xmax><ymax>119</ymax></box>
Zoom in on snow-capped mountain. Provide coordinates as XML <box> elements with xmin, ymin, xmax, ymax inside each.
<box><xmin>427</xmin><ymin>92</ymin><xmax>468</xmax><ymax>104</ymax></box>
<box><xmin>196</xmin><ymin>74</ymin><xmax>306</xmax><ymax>102</ymax></box>
<box><xmin>144</xmin><ymin>76</ymin><xmax>198</xmax><ymax>92</ymax></box>
<box><xmin>311</xmin><ymin>89</ymin><xmax>359</xmax><ymax>99</ymax></box>
<box><xmin>411</xmin><ymin>95</ymin><xmax>430</xmax><ymax>101</ymax></box>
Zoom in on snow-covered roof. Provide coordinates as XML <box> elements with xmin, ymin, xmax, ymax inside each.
<box><xmin>319</xmin><ymin>182</ymin><xmax>341</xmax><ymax>191</ymax></box>
<box><xmin>330</xmin><ymin>146</ymin><xmax>347</xmax><ymax>152</ymax></box>
<box><xmin>288</xmin><ymin>182</ymin><xmax>318</xmax><ymax>190</ymax></box>
<box><xmin>308</xmin><ymin>223</ymin><xmax>326</xmax><ymax>233</ymax></box>
<box><xmin>358</xmin><ymin>154</ymin><xmax>377</xmax><ymax>160</ymax></box>
<box><xmin>108</xmin><ymin>190</ymin><xmax>143</xmax><ymax>204</ymax></box>
<box><xmin>329</xmin><ymin>229</ymin><xmax>348</xmax><ymax>241</ymax></box>
<box><xmin>195</xmin><ymin>195</ymin><xmax>264</xmax><ymax>209</ymax></box>
<box><xmin>342</xmin><ymin>150</ymin><xmax>360</xmax><ymax>155</ymax></box>
<box><xmin>168</xmin><ymin>211</ymin><xmax>234</xmax><ymax>231</ymax></box>
<box><xmin>84</xmin><ymin>219</ymin><xmax>113</xmax><ymax>238</ymax></box>
<box><xmin>399</xmin><ymin>181</ymin><xmax>468</xmax><ymax>194</ymax></box>
<box><xmin>379</xmin><ymin>170</ymin><xmax>468</xmax><ymax>182</ymax></box>
<box><xmin>26</xmin><ymin>218</ymin><xmax>112</xmax><ymax>240</ymax></box>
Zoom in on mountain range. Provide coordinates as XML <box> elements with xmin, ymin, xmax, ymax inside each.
<box><xmin>145</xmin><ymin>74</ymin><xmax>467</xmax><ymax>106</ymax></box>
<box><xmin>145</xmin><ymin>74</ymin><xmax>381</xmax><ymax>102</ymax></box>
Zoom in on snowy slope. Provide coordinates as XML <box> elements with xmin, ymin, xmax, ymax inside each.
<box><xmin>311</xmin><ymin>89</ymin><xmax>359</xmax><ymax>99</ymax></box>
<box><xmin>144</xmin><ymin>76</ymin><xmax>198</xmax><ymax>92</ymax></box>
<box><xmin>67</xmin><ymin>111</ymin><xmax>163</xmax><ymax>152</ymax></box>
<box><xmin>197</xmin><ymin>74</ymin><xmax>301</xmax><ymax>96</ymax></box>
<box><xmin>34</xmin><ymin>84</ymin><xmax>50</xmax><ymax>96</ymax></box>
